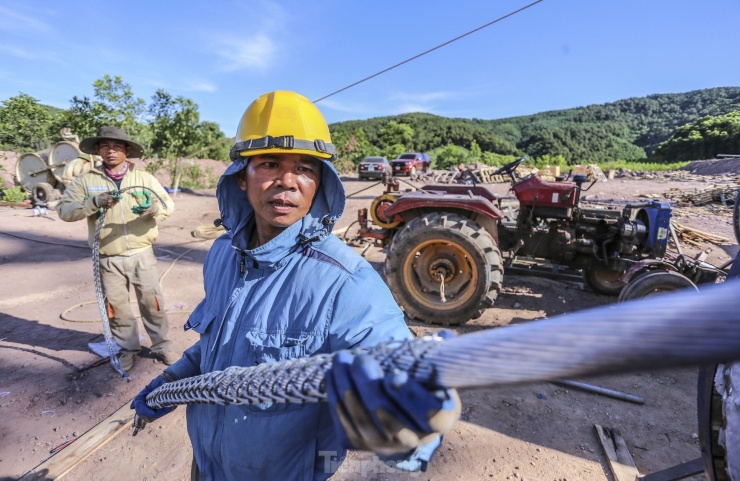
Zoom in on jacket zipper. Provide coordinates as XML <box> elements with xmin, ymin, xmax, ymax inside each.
<box><xmin>117</xmin><ymin>176</ymin><xmax>131</xmax><ymax>255</ymax></box>
<box><xmin>208</xmin><ymin>256</ymin><xmax>255</xmax><ymax>361</ymax></box>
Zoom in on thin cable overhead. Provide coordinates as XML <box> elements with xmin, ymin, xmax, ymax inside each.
<box><xmin>312</xmin><ymin>0</ymin><xmax>545</xmax><ymax>103</ymax></box>
<box><xmin>180</xmin><ymin>1</ymin><xmax>543</xmax><ymax>156</ymax></box>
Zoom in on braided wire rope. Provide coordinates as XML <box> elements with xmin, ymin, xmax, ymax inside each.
<box><xmin>92</xmin><ymin>207</ymin><xmax>128</xmax><ymax>379</ymax></box>
<box><xmin>146</xmin><ymin>279</ymin><xmax>740</xmax><ymax>410</ymax></box>
<box><xmin>92</xmin><ymin>186</ymin><xmax>168</xmax><ymax>381</ymax></box>
<box><xmin>148</xmin><ymin>337</ymin><xmax>440</xmax><ymax>409</ymax></box>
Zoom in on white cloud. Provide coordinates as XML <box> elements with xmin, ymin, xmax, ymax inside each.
<box><xmin>319</xmin><ymin>91</ymin><xmax>461</xmax><ymax>120</ymax></box>
<box><xmin>318</xmin><ymin>98</ymin><xmax>362</xmax><ymax>114</ymax></box>
<box><xmin>183</xmin><ymin>80</ymin><xmax>217</xmax><ymax>93</ymax></box>
<box><xmin>0</xmin><ymin>43</ymin><xmax>38</xmax><ymax>60</ymax></box>
<box><xmin>210</xmin><ymin>33</ymin><xmax>276</xmax><ymax>72</ymax></box>
<box><xmin>0</xmin><ymin>5</ymin><xmax>52</xmax><ymax>34</ymax></box>
<box><xmin>395</xmin><ymin>103</ymin><xmax>432</xmax><ymax>114</ymax></box>
<box><xmin>388</xmin><ymin>91</ymin><xmax>455</xmax><ymax>103</ymax></box>
<box><xmin>386</xmin><ymin>91</ymin><xmax>459</xmax><ymax>115</ymax></box>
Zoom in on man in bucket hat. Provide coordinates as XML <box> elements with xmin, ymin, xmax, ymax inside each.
<box><xmin>57</xmin><ymin>126</ymin><xmax>177</xmax><ymax>372</ymax></box>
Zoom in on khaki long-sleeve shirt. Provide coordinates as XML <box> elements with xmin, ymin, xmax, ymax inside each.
<box><xmin>57</xmin><ymin>164</ymin><xmax>174</xmax><ymax>256</ymax></box>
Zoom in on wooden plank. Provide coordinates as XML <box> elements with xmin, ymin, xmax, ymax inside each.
<box><xmin>637</xmin><ymin>458</ymin><xmax>704</xmax><ymax>481</ymax></box>
<box><xmin>20</xmin><ymin>400</ymin><xmax>135</xmax><ymax>481</ymax></box>
<box><xmin>594</xmin><ymin>424</ymin><xmax>641</xmax><ymax>481</ymax></box>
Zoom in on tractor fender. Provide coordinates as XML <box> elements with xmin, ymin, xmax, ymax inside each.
<box><xmin>384</xmin><ymin>192</ymin><xmax>504</xmax><ymax>241</ymax></box>
<box><xmin>384</xmin><ymin>191</ymin><xmax>504</xmax><ymax>221</ymax></box>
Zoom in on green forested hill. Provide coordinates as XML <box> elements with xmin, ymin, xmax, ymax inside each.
<box><xmin>329</xmin><ymin>87</ymin><xmax>740</xmax><ymax>165</ymax></box>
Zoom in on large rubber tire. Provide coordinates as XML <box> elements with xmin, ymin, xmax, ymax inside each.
<box><xmin>618</xmin><ymin>270</ymin><xmax>698</xmax><ymax>302</ymax></box>
<box><xmin>698</xmin><ymin>363</ymin><xmax>730</xmax><ymax>481</ymax></box>
<box><xmin>733</xmin><ymin>187</ymin><xmax>740</xmax><ymax>245</ymax></box>
<box><xmin>583</xmin><ymin>265</ymin><xmax>626</xmax><ymax>296</ymax></box>
<box><xmin>385</xmin><ymin>213</ymin><xmax>502</xmax><ymax>325</ymax></box>
<box><xmin>32</xmin><ymin>182</ymin><xmax>54</xmax><ymax>203</ymax></box>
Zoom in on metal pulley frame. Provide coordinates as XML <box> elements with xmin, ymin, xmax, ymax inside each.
<box><xmin>49</xmin><ymin>141</ymin><xmax>96</xmax><ymax>185</ymax></box>
<box><xmin>370</xmin><ymin>193</ymin><xmax>401</xmax><ymax>229</ymax></box>
<box><xmin>15</xmin><ymin>150</ymin><xmax>54</xmax><ymax>190</ymax></box>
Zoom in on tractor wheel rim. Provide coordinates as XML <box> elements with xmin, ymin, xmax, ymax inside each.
<box><xmin>592</xmin><ymin>267</ymin><xmax>624</xmax><ymax>289</ymax></box>
<box><xmin>402</xmin><ymin>239</ymin><xmax>478</xmax><ymax>310</ymax></box>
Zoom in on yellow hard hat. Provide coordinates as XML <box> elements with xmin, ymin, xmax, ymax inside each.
<box><xmin>230</xmin><ymin>90</ymin><xmax>337</xmax><ymax>162</ymax></box>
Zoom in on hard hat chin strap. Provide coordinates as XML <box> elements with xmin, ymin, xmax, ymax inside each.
<box><xmin>230</xmin><ymin>135</ymin><xmax>337</xmax><ymax>161</ymax></box>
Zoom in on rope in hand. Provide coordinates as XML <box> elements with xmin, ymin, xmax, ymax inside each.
<box><xmin>93</xmin><ymin>186</ymin><xmax>167</xmax><ymax>381</ymax></box>
<box><xmin>144</xmin><ymin>279</ymin><xmax>740</xmax><ymax>410</ymax></box>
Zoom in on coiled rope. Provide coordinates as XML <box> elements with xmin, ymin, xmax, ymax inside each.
<box><xmin>146</xmin><ymin>278</ymin><xmax>740</xmax><ymax>409</ymax></box>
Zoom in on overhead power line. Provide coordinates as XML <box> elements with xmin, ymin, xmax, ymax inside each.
<box><xmin>190</xmin><ymin>1</ymin><xmax>544</xmax><ymax>157</ymax></box>
<box><xmin>312</xmin><ymin>0</ymin><xmax>545</xmax><ymax>104</ymax></box>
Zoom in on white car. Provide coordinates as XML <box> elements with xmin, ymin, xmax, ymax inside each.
<box><xmin>357</xmin><ymin>156</ymin><xmax>391</xmax><ymax>180</ymax></box>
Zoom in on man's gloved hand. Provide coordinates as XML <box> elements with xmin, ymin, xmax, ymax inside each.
<box><xmin>326</xmin><ymin>347</ymin><xmax>461</xmax><ymax>459</ymax></box>
<box><xmin>131</xmin><ymin>191</ymin><xmax>158</xmax><ymax>215</ymax></box>
<box><xmin>131</xmin><ymin>375</ymin><xmax>175</xmax><ymax>422</ymax></box>
<box><xmin>134</xmin><ymin>201</ymin><xmax>159</xmax><ymax>216</ymax></box>
<box><xmin>93</xmin><ymin>192</ymin><xmax>120</xmax><ymax>209</ymax></box>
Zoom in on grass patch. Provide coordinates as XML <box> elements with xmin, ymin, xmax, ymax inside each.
<box><xmin>597</xmin><ymin>160</ymin><xmax>691</xmax><ymax>172</ymax></box>
<box><xmin>1</xmin><ymin>185</ymin><xmax>27</xmax><ymax>203</ymax></box>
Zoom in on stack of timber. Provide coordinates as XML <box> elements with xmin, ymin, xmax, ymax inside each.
<box><xmin>671</xmin><ymin>221</ymin><xmax>730</xmax><ymax>246</ymax></box>
<box><xmin>664</xmin><ymin>184</ymin><xmax>739</xmax><ymax>206</ymax></box>
<box><xmin>421</xmin><ymin>163</ymin><xmax>608</xmax><ymax>185</ymax></box>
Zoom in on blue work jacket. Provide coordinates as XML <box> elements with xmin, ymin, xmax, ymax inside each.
<box><xmin>165</xmin><ymin>157</ymin><xmax>411</xmax><ymax>480</ymax></box>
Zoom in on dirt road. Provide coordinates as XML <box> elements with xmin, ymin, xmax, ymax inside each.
<box><xmin>1</xmin><ymin>167</ymin><xmax>737</xmax><ymax>481</ymax></box>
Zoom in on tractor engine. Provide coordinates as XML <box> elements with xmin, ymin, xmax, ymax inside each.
<box><xmin>546</xmin><ymin>202</ymin><xmax>670</xmax><ymax>267</ymax></box>
<box><xmin>507</xmin><ymin>172</ymin><xmax>671</xmax><ymax>270</ymax></box>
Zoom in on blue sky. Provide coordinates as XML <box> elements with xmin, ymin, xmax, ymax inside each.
<box><xmin>1</xmin><ymin>0</ymin><xmax>738</xmax><ymax>136</ymax></box>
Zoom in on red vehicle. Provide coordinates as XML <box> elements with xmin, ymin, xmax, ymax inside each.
<box><xmin>352</xmin><ymin>156</ymin><xmax>675</xmax><ymax>325</ymax></box>
<box><xmin>390</xmin><ymin>153</ymin><xmax>431</xmax><ymax>178</ymax></box>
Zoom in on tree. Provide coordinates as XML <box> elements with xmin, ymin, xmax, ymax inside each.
<box><xmin>434</xmin><ymin>144</ymin><xmax>466</xmax><ymax>170</ymax></box>
<box><xmin>469</xmin><ymin>139</ymin><xmax>482</xmax><ymax>165</ymax></box>
<box><xmin>148</xmin><ymin>90</ymin><xmax>199</xmax><ymax>189</ymax></box>
<box><xmin>383</xmin><ymin>144</ymin><xmax>407</xmax><ymax>161</ymax></box>
<box><xmin>481</xmin><ymin>152</ymin><xmax>516</xmax><ymax>167</ymax></box>
<box><xmin>195</xmin><ymin>121</ymin><xmax>231</xmax><ymax>162</ymax></box>
<box><xmin>654</xmin><ymin>111</ymin><xmax>740</xmax><ymax>162</ymax></box>
<box><xmin>379</xmin><ymin>121</ymin><xmax>414</xmax><ymax>149</ymax></box>
<box><xmin>331</xmin><ymin>128</ymin><xmax>380</xmax><ymax>173</ymax></box>
<box><xmin>63</xmin><ymin>74</ymin><xmax>146</xmax><ymax>141</ymax></box>
<box><xmin>0</xmin><ymin>93</ymin><xmax>55</xmax><ymax>150</ymax></box>
<box><xmin>148</xmin><ymin>89</ymin><xmax>201</xmax><ymax>160</ymax></box>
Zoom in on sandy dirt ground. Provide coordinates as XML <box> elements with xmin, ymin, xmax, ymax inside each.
<box><xmin>1</xmin><ymin>153</ymin><xmax>738</xmax><ymax>481</ymax></box>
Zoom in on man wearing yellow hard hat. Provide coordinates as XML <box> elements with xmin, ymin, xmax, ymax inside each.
<box><xmin>132</xmin><ymin>91</ymin><xmax>460</xmax><ymax>480</ymax></box>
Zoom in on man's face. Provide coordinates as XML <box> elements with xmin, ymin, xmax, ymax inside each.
<box><xmin>237</xmin><ymin>153</ymin><xmax>322</xmax><ymax>244</ymax></box>
<box><xmin>96</xmin><ymin>140</ymin><xmax>129</xmax><ymax>169</ymax></box>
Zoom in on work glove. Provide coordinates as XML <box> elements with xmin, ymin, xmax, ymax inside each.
<box><xmin>131</xmin><ymin>191</ymin><xmax>159</xmax><ymax>215</ymax></box>
<box><xmin>326</xmin><ymin>340</ymin><xmax>461</xmax><ymax>467</ymax></box>
<box><xmin>131</xmin><ymin>375</ymin><xmax>175</xmax><ymax>423</ymax></box>
<box><xmin>93</xmin><ymin>192</ymin><xmax>120</xmax><ymax>209</ymax></box>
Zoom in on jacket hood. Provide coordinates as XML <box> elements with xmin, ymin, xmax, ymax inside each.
<box><xmin>216</xmin><ymin>157</ymin><xmax>346</xmax><ymax>257</ymax></box>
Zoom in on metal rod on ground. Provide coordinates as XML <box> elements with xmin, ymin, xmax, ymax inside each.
<box><xmin>344</xmin><ymin>181</ymin><xmax>381</xmax><ymax>199</ymax></box>
<box><xmin>670</xmin><ymin>223</ymin><xmax>683</xmax><ymax>256</ymax></box>
<box><xmin>551</xmin><ymin>380</ymin><xmax>645</xmax><ymax>404</ymax></box>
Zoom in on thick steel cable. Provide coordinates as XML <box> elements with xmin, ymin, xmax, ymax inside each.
<box><xmin>92</xmin><ymin>207</ymin><xmax>129</xmax><ymax>380</ymax></box>
<box><xmin>147</xmin><ymin>279</ymin><xmax>740</xmax><ymax>409</ymax></box>
<box><xmin>92</xmin><ymin>186</ymin><xmax>168</xmax><ymax>381</ymax></box>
